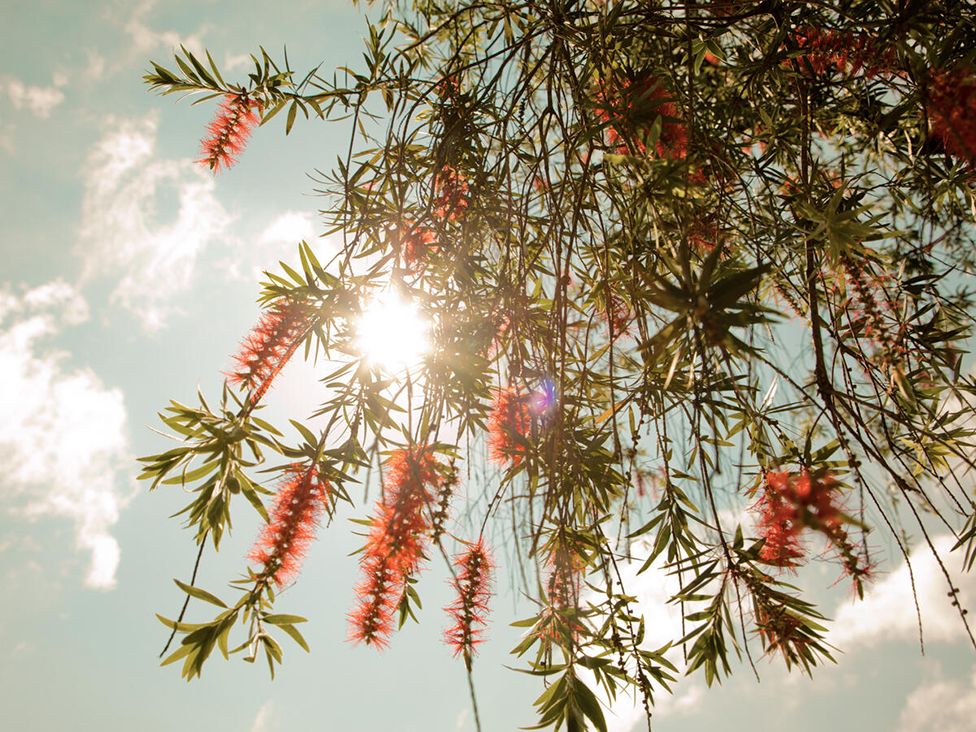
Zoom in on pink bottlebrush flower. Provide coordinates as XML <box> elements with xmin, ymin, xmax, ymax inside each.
<box><xmin>444</xmin><ymin>540</ymin><xmax>493</xmax><ymax>664</ymax></box>
<box><xmin>594</xmin><ymin>73</ymin><xmax>688</xmax><ymax>160</ymax></box>
<box><xmin>487</xmin><ymin>387</ymin><xmax>532</xmax><ymax>466</ymax></box>
<box><xmin>229</xmin><ymin>301</ymin><xmax>312</xmax><ymax>406</ymax></box>
<box><xmin>249</xmin><ymin>464</ymin><xmax>330</xmax><ymax>586</ymax></box>
<box><xmin>349</xmin><ymin>446</ymin><xmax>443</xmax><ymax>648</ymax></box>
<box><xmin>199</xmin><ymin>93</ymin><xmax>261</xmax><ymax>173</ymax></box>
<box><xmin>432</xmin><ymin>165</ymin><xmax>471</xmax><ymax>222</ymax></box>
<box><xmin>928</xmin><ymin>66</ymin><xmax>976</xmax><ymax>165</ymax></box>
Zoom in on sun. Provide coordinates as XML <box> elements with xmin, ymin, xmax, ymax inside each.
<box><xmin>354</xmin><ymin>289</ymin><xmax>431</xmax><ymax>371</ymax></box>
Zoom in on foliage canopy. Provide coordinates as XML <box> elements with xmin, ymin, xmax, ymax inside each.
<box><xmin>141</xmin><ymin>1</ymin><xmax>976</xmax><ymax>729</ymax></box>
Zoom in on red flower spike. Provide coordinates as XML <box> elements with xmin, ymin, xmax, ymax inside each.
<box><xmin>248</xmin><ymin>464</ymin><xmax>330</xmax><ymax>587</ymax></box>
<box><xmin>688</xmin><ymin>220</ymin><xmax>723</xmax><ymax>255</ymax></box>
<box><xmin>928</xmin><ymin>66</ymin><xmax>976</xmax><ymax>165</ymax></box>
<box><xmin>753</xmin><ymin>468</ymin><xmax>867</xmax><ymax>581</ymax></box>
<box><xmin>199</xmin><ymin>93</ymin><xmax>261</xmax><ymax>173</ymax></box>
<box><xmin>349</xmin><ymin>446</ymin><xmax>444</xmax><ymax>648</ymax></box>
<box><xmin>348</xmin><ymin>554</ymin><xmax>399</xmax><ymax>649</ymax></box>
<box><xmin>790</xmin><ymin>28</ymin><xmax>896</xmax><ymax>79</ymax></box>
<box><xmin>432</xmin><ymin>165</ymin><xmax>471</xmax><ymax>222</ymax></box>
<box><xmin>229</xmin><ymin>301</ymin><xmax>312</xmax><ymax>406</ymax></box>
<box><xmin>594</xmin><ymin>73</ymin><xmax>688</xmax><ymax>160</ymax></box>
<box><xmin>488</xmin><ymin>387</ymin><xmax>532</xmax><ymax>466</ymax></box>
<box><xmin>546</xmin><ymin>543</ymin><xmax>583</xmax><ymax>611</ymax></box>
<box><xmin>534</xmin><ymin>542</ymin><xmax>586</xmax><ymax>644</ymax></box>
<box><xmin>401</xmin><ymin>223</ymin><xmax>438</xmax><ymax>271</ymax></box>
<box><xmin>754</xmin><ymin>470</ymin><xmax>805</xmax><ymax>567</ymax></box>
<box><xmin>606</xmin><ymin>292</ymin><xmax>631</xmax><ymax>339</ymax></box>
<box><xmin>444</xmin><ymin>540</ymin><xmax>493</xmax><ymax>664</ymax></box>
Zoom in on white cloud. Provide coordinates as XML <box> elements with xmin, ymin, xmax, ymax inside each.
<box><xmin>0</xmin><ymin>280</ymin><xmax>128</xmax><ymax>589</ymax></box>
<box><xmin>250</xmin><ymin>701</ymin><xmax>275</xmax><ymax>732</ymax></box>
<box><xmin>2</xmin><ymin>75</ymin><xmax>66</xmax><ymax>118</ymax></box>
<box><xmin>77</xmin><ymin>114</ymin><xmax>232</xmax><ymax>330</ymax></box>
<box><xmin>80</xmin><ymin>51</ymin><xmax>107</xmax><ymax>83</ymax></box>
<box><xmin>259</xmin><ymin>211</ymin><xmax>317</xmax><ymax>248</ymax></box>
<box><xmin>898</xmin><ymin>664</ymin><xmax>976</xmax><ymax>732</ymax></box>
<box><xmin>221</xmin><ymin>211</ymin><xmax>328</xmax><ymax>281</ymax></box>
<box><xmin>224</xmin><ymin>53</ymin><xmax>253</xmax><ymax>72</ymax></box>
<box><xmin>124</xmin><ymin>0</ymin><xmax>206</xmax><ymax>57</ymax></box>
<box><xmin>831</xmin><ymin>534</ymin><xmax>975</xmax><ymax>649</ymax></box>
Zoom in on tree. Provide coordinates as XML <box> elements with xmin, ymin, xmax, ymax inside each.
<box><xmin>139</xmin><ymin>1</ymin><xmax>976</xmax><ymax>729</ymax></box>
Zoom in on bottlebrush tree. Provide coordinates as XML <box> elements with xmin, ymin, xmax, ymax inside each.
<box><xmin>139</xmin><ymin>1</ymin><xmax>976</xmax><ymax>729</ymax></box>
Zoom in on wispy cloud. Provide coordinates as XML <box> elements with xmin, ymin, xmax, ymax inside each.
<box><xmin>260</xmin><ymin>211</ymin><xmax>318</xmax><ymax>249</ymax></box>
<box><xmin>831</xmin><ymin>533</ymin><xmax>975</xmax><ymax>649</ymax></box>
<box><xmin>250</xmin><ymin>701</ymin><xmax>275</xmax><ymax>732</ymax></box>
<box><xmin>220</xmin><ymin>210</ymin><xmax>326</xmax><ymax>281</ymax></box>
<box><xmin>0</xmin><ymin>280</ymin><xmax>128</xmax><ymax>589</ymax></box>
<box><xmin>77</xmin><ymin>114</ymin><xmax>232</xmax><ymax>330</ymax></box>
<box><xmin>123</xmin><ymin>0</ymin><xmax>207</xmax><ymax>57</ymax></box>
<box><xmin>1</xmin><ymin>74</ymin><xmax>67</xmax><ymax>118</ymax></box>
<box><xmin>898</xmin><ymin>663</ymin><xmax>976</xmax><ymax>732</ymax></box>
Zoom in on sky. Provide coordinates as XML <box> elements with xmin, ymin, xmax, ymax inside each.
<box><xmin>2</xmin><ymin>1</ymin><xmax>976</xmax><ymax>730</ymax></box>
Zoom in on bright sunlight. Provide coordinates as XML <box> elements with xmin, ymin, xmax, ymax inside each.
<box><xmin>354</xmin><ymin>289</ymin><xmax>431</xmax><ymax>371</ymax></box>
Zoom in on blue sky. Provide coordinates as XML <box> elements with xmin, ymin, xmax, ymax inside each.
<box><xmin>2</xmin><ymin>1</ymin><xmax>976</xmax><ymax>730</ymax></box>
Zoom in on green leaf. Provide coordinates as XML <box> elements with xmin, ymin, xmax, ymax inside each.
<box><xmin>174</xmin><ymin>579</ymin><xmax>228</xmax><ymax>608</ymax></box>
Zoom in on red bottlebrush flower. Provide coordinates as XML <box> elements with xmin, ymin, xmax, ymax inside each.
<box><xmin>349</xmin><ymin>446</ymin><xmax>443</xmax><ymax>648</ymax></box>
<box><xmin>754</xmin><ymin>468</ymin><xmax>862</xmax><ymax>572</ymax></box>
<box><xmin>754</xmin><ymin>470</ymin><xmax>805</xmax><ymax>567</ymax></box>
<box><xmin>687</xmin><ymin>220</ymin><xmax>723</xmax><ymax>255</ymax></box>
<box><xmin>199</xmin><ymin>93</ymin><xmax>261</xmax><ymax>173</ymax></box>
<box><xmin>435</xmin><ymin>74</ymin><xmax>461</xmax><ymax>99</ymax></box>
<box><xmin>534</xmin><ymin>541</ymin><xmax>585</xmax><ymax>644</ymax></box>
<box><xmin>755</xmin><ymin>601</ymin><xmax>811</xmax><ymax>664</ymax></box>
<box><xmin>249</xmin><ymin>464</ymin><xmax>330</xmax><ymax>586</ymax></box>
<box><xmin>594</xmin><ymin>73</ymin><xmax>688</xmax><ymax>160</ymax></box>
<box><xmin>348</xmin><ymin>554</ymin><xmax>399</xmax><ymax>649</ymax></box>
<box><xmin>229</xmin><ymin>301</ymin><xmax>312</xmax><ymax>406</ymax></box>
<box><xmin>401</xmin><ymin>223</ymin><xmax>438</xmax><ymax>270</ymax></box>
<box><xmin>444</xmin><ymin>540</ymin><xmax>493</xmax><ymax>665</ymax></box>
<box><xmin>928</xmin><ymin>66</ymin><xmax>976</xmax><ymax>165</ymax></box>
<box><xmin>546</xmin><ymin>543</ymin><xmax>583</xmax><ymax>611</ymax></box>
<box><xmin>432</xmin><ymin>165</ymin><xmax>471</xmax><ymax>222</ymax></box>
<box><xmin>773</xmin><ymin>281</ymin><xmax>806</xmax><ymax>319</ymax></box>
<box><xmin>790</xmin><ymin>28</ymin><xmax>896</xmax><ymax>79</ymax></box>
<box><xmin>606</xmin><ymin>292</ymin><xmax>631</xmax><ymax>339</ymax></box>
<box><xmin>487</xmin><ymin>387</ymin><xmax>532</xmax><ymax>466</ymax></box>
<box><xmin>840</xmin><ymin>255</ymin><xmax>906</xmax><ymax>372</ymax></box>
